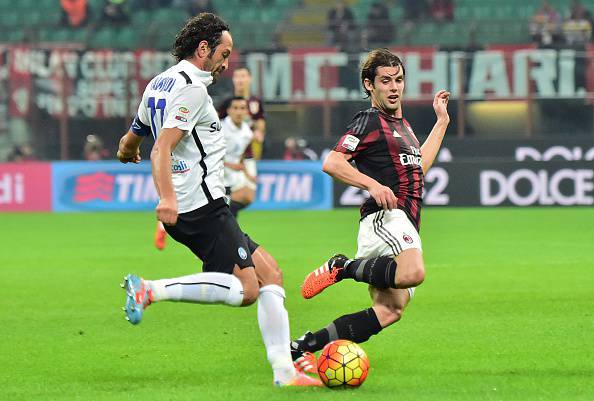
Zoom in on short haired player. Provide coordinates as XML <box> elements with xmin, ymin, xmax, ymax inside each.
<box><xmin>221</xmin><ymin>96</ymin><xmax>256</xmax><ymax>214</ymax></box>
<box><xmin>290</xmin><ymin>48</ymin><xmax>450</xmax><ymax>372</ymax></box>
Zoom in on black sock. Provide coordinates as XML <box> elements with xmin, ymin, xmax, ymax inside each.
<box><xmin>295</xmin><ymin>308</ymin><xmax>383</xmax><ymax>355</ymax></box>
<box><xmin>336</xmin><ymin>256</ymin><xmax>397</xmax><ymax>289</ymax></box>
<box><xmin>229</xmin><ymin>201</ymin><xmax>247</xmax><ymax>217</ymax></box>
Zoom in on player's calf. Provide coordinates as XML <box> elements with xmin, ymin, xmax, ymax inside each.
<box><xmin>291</xmin><ymin>308</ymin><xmax>383</xmax><ymax>356</ymax></box>
<box><xmin>252</xmin><ymin>247</ymin><xmax>283</xmax><ymax>287</ymax></box>
<box><xmin>372</xmin><ymin>302</ymin><xmax>404</xmax><ymax>327</ymax></box>
<box><xmin>395</xmin><ymin>265</ymin><xmax>425</xmax><ymax>288</ymax></box>
<box><xmin>240</xmin><ymin>282</ymin><xmax>259</xmax><ymax>306</ymax></box>
<box><xmin>394</xmin><ymin>250</ymin><xmax>425</xmax><ymax>288</ymax></box>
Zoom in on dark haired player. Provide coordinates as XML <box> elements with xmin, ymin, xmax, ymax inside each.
<box><xmin>154</xmin><ymin>67</ymin><xmax>264</xmax><ymax>246</ymax></box>
<box><xmin>221</xmin><ymin>97</ymin><xmax>256</xmax><ymax>214</ymax></box>
<box><xmin>116</xmin><ymin>13</ymin><xmax>320</xmax><ymax>387</ymax></box>
<box><xmin>291</xmin><ymin>48</ymin><xmax>450</xmax><ymax>372</ymax></box>
<box><xmin>217</xmin><ymin>67</ymin><xmax>265</xmax><ymax>217</ymax></box>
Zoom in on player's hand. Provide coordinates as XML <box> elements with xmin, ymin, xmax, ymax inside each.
<box><xmin>368</xmin><ymin>182</ymin><xmax>398</xmax><ymax>211</ymax></box>
<box><xmin>156</xmin><ymin>198</ymin><xmax>178</xmax><ymax>226</ymax></box>
<box><xmin>433</xmin><ymin>90</ymin><xmax>450</xmax><ymax>123</ymax></box>
<box><xmin>117</xmin><ymin>149</ymin><xmax>141</xmax><ymax>164</ymax></box>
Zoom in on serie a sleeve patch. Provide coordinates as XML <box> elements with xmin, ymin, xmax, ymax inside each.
<box><xmin>341</xmin><ymin>134</ymin><xmax>360</xmax><ymax>151</ymax></box>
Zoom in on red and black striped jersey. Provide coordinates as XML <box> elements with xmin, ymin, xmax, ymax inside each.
<box><xmin>334</xmin><ymin>107</ymin><xmax>424</xmax><ymax>231</ymax></box>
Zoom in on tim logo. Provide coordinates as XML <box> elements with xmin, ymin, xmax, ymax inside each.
<box><xmin>172</xmin><ymin>160</ymin><xmax>190</xmax><ymax>174</ymax></box>
<box><xmin>74</xmin><ymin>172</ymin><xmax>114</xmax><ymax>202</ymax></box>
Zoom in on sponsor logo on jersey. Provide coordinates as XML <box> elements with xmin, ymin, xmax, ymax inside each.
<box><xmin>209</xmin><ymin>121</ymin><xmax>222</xmax><ymax>132</ymax></box>
<box><xmin>175</xmin><ymin>115</ymin><xmax>187</xmax><ymax>122</ymax></box>
<box><xmin>341</xmin><ymin>134</ymin><xmax>360</xmax><ymax>151</ymax></box>
<box><xmin>399</xmin><ymin>146</ymin><xmax>422</xmax><ymax>166</ymax></box>
<box><xmin>403</xmin><ymin>234</ymin><xmax>413</xmax><ymax>244</ymax></box>
<box><xmin>392</xmin><ymin>129</ymin><xmax>401</xmax><ymax>138</ymax></box>
<box><xmin>238</xmin><ymin>247</ymin><xmax>248</xmax><ymax>260</ymax></box>
<box><xmin>179</xmin><ymin>106</ymin><xmax>189</xmax><ymax>114</ymax></box>
<box><xmin>150</xmin><ymin>77</ymin><xmax>176</xmax><ymax>93</ymax></box>
<box><xmin>171</xmin><ymin>160</ymin><xmax>190</xmax><ymax>174</ymax></box>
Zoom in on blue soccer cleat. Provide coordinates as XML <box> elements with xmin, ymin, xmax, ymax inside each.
<box><xmin>121</xmin><ymin>274</ymin><xmax>152</xmax><ymax>325</ymax></box>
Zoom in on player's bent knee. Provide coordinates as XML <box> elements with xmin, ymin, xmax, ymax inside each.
<box><xmin>241</xmin><ymin>286</ymin><xmax>259</xmax><ymax>306</ymax></box>
<box><xmin>373</xmin><ymin>304</ymin><xmax>404</xmax><ymax>327</ymax></box>
<box><xmin>235</xmin><ymin>268</ymin><xmax>259</xmax><ymax>306</ymax></box>
<box><xmin>408</xmin><ymin>267</ymin><xmax>425</xmax><ymax>286</ymax></box>
<box><xmin>398</xmin><ymin>264</ymin><xmax>425</xmax><ymax>287</ymax></box>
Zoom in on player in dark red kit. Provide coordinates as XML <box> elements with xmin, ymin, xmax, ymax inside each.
<box><xmin>291</xmin><ymin>48</ymin><xmax>450</xmax><ymax>372</ymax></box>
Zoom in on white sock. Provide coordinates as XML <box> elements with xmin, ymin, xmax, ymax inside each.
<box><xmin>257</xmin><ymin>284</ymin><xmax>296</xmax><ymax>384</ymax></box>
<box><xmin>148</xmin><ymin>273</ymin><xmax>244</xmax><ymax>306</ymax></box>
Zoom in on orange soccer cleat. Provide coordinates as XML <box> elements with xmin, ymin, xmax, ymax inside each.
<box><xmin>277</xmin><ymin>372</ymin><xmax>323</xmax><ymax>387</ymax></box>
<box><xmin>293</xmin><ymin>351</ymin><xmax>318</xmax><ymax>375</ymax></box>
<box><xmin>301</xmin><ymin>254</ymin><xmax>349</xmax><ymax>299</ymax></box>
<box><xmin>154</xmin><ymin>222</ymin><xmax>167</xmax><ymax>250</ymax></box>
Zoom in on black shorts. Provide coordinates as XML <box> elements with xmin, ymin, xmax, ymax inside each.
<box><xmin>163</xmin><ymin>198</ymin><xmax>259</xmax><ymax>274</ymax></box>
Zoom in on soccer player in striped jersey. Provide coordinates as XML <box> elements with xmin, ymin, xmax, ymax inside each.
<box><xmin>116</xmin><ymin>13</ymin><xmax>320</xmax><ymax>387</ymax></box>
<box><xmin>291</xmin><ymin>48</ymin><xmax>450</xmax><ymax>370</ymax></box>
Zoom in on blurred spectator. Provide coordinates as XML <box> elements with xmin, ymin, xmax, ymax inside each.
<box><xmin>563</xmin><ymin>0</ymin><xmax>592</xmax><ymax>46</ymax></box>
<box><xmin>178</xmin><ymin>0</ymin><xmax>216</xmax><ymax>15</ymax></box>
<box><xmin>365</xmin><ymin>2</ymin><xmax>394</xmax><ymax>46</ymax></box>
<box><xmin>7</xmin><ymin>145</ymin><xmax>36</xmax><ymax>162</ymax></box>
<box><xmin>404</xmin><ymin>0</ymin><xmax>427</xmax><ymax>21</ymax></box>
<box><xmin>283</xmin><ymin>137</ymin><xmax>317</xmax><ymax>161</ymax></box>
<box><xmin>133</xmin><ymin>0</ymin><xmax>171</xmax><ymax>9</ymax></box>
<box><xmin>193</xmin><ymin>0</ymin><xmax>216</xmax><ymax>14</ymax></box>
<box><xmin>529</xmin><ymin>0</ymin><xmax>561</xmax><ymax>46</ymax></box>
<box><xmin>327</xmin><ymin>0</ymin><xmax>357</xmax><ymax>49</ymax></box>
<box><xmin>84</xmin><ymin>135</ymin><xmax>109</xmax><ymax>161</ymax></box>
<box><xmin>429</xmin><ymin>0</ymin><xmax>454</xmax><ymax>22</ymax></box>
<box><xmin>100</xmin><ymin>0</ymin><xmax>131</xmax><ymax>26</ymax></box>
<box><xmin>60</xmin><ymin>0</ymin><xmax>90</xmax><ymax>28</ymax></box>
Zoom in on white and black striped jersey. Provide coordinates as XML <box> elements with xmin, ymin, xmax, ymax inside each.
<box><xmin>131</xmin><ymin>59</ymin><xmax>225</xmax><ymax>213</ymax></box>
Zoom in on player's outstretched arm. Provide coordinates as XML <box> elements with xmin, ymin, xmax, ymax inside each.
<box><xmin>151</xmin><ymin>128</ymin><xmax>184</xmax><ymax>226</ymax></box>
<box><xmin>420</xmin><ymin>90</ymin><xmax>450</xmax><ymax>174</ymax></box>
<box><xmin>117</xmin><ymin>131</ymin><xmax>144</xmax><ymax>163</ymax></box>
<box><xmin>323</xmin><ymin>151</ymin><xmax>397</xmax><ymax>210</ymax></box>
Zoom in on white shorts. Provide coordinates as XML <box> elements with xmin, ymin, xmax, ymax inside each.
<box><xmin>242</xmin><ymin>159</ymin><xmax>257</xmax><ymax>191</ymax></box>
<box><xmin>356</xmin><ymin>209</ymin><xmax>421</xmax><ymax>299</ymax></box>
<box><xmin>356</xmin><ymin>209</ymin><xmax>422</xmax><ymax>258</ymax></box>
<box><xmin>225</xmin><ymin>159</ymin><xmax>257</xmax><ymax>192</ymax></box>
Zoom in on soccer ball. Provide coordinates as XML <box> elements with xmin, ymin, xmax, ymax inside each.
<box><xmin>317</xmin><ymin>339</ymin><xmax>370</xmax><ymax>388</ymax></box>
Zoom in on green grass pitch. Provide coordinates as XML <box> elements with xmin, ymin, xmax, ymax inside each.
<box><xmin>1</xmin><ymin>208</ymin><xmax>593</xmax><ymax>401</ymax></box>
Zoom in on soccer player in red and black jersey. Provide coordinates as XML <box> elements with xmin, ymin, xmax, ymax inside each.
<box><xmin>291</xmin><ymin>48</ymin><xmax>450</xmax><ymax>372</ymax></box>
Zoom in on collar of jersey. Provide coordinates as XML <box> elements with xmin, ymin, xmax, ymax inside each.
<box><xmin>224</xmin><ymin>116</ymin><xmax>244</xmax><ymax>131</ymax></box>
<box><xmin>178</xmin><ymin>59</ymin><xmax>214</xmax><ymax>87</ymax></box>
<box><xmin>373</xmin><ymin>107</ymin><xmax>403</xmax><ymax>122</ymax></box>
